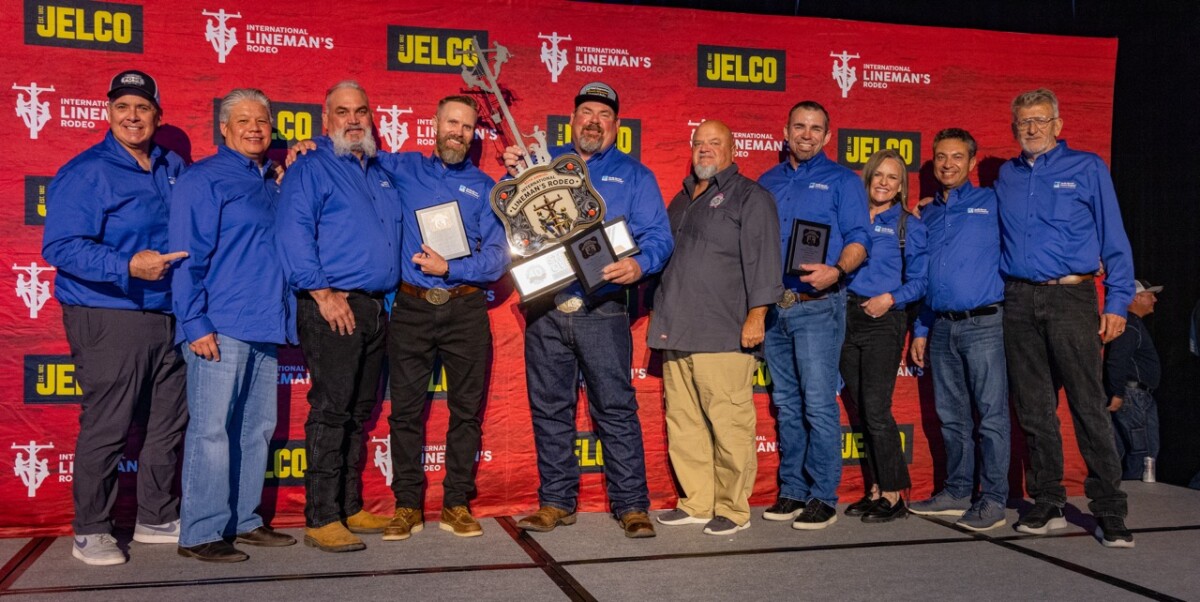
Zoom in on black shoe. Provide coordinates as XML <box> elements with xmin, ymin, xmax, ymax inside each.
<box><xmin>844</xmin><ymin>495</ymin><xmax>877</xmax><ymax>517</ymax></box>
<box><xmin>792</xmin><ymin>499</ymin><xmax>837</xmax><ymax>530</ymax></box>
<box><xmin>236</xmin><ymin>526</ymin><xmax>297</xmax><ymax>547</ymax></box>
<box><xmin>763</xmin><ymin>497</ymin><xmax>806</xmax><ymax>521</ymax></box>
<box><xmin>177</xmin><ymin>540</ymin><xmax>249</xmax><ymax>563</ymax></box>
<box><xmin>1015</xmin><ymin>502</ymin><xmax>1068</xmax><ymax>535</ymax></box>
<box><xmin>1095</xmin><ymin>516</ymin><xmax>1135</xmax><ymax>548</ymax></box>
<box><xmin>861</xmin><ymin>498</ymin><xmax>908</xmax><ymax>523</ymax></box>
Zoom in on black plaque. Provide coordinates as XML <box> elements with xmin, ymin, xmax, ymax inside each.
<box><xmin>786</xmin><ymin>219</ymin><xmax>831</xmax><ymax>276</ymax></box>
<box><xmin>564</xmin><ymin>223</ymin><xmax>617</xmax><ymax>294</ymax></box>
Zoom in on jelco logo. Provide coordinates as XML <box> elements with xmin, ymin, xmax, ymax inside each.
<box><xmin>547</xmin><ymin>115</ymin><xmax>642</xmax><ymax>160</ymax></box>
<box><xmin>25</xmin><ymin>175</ymin><xmax>52</xmax><ymax>225</ymax></box>
<box><xmin>575</xmin><ymin>431</ymin><xmax>604</xmax><ymax>473</ymax></box>
<box><xmin>211</xmin><ymin>100</ymin><xmax>321</xmax><ymax>150</ymax></box>
<box><xmin>24</xmin><ymin>0</ymin><xmax>144</xmax><ymax>53</ymax></box>
<box><xmin>387</xmin><ymin>26</ymin><xmax>486</xmax><ymax>73</ymax></box>
<box><xmin>264</xmin><ymin>440</ymin><xmax>306</xmax><ymax>485</ymax></box>
<box><xmin>838</xmin><ymin>129</ymin><xmax>921</xmax><ymax>172</ymax></box>
<box><xmin>697</xmin><ymin>45</ymin><xmax>785</xmax><ymax>91</ymax></box>
<box><xmin>24</xmin><ymin>355</ymin><xmax>81</xmax><ymax>404</ymax></box>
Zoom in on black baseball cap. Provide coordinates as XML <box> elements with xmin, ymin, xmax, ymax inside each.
<box><xmin>107</xmin><ymin>70</ymin><xmax>160</xmax><ymax>107</ymax></box>
<box><xmin>575</xmin><ymin>81</ymin><xmax>618</xmax><ymax>114</ymax></box>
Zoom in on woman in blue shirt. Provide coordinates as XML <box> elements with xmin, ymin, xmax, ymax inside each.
<box><xmin>839</xmin><ymin>149</ymin><xmax>928</xmax><ymax>523</ymax></box>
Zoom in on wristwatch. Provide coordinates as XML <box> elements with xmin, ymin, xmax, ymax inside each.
<box><xmin>834</xmin><ymin>264</ymin><xmax>847</xmax><ymax>282</ymax></box>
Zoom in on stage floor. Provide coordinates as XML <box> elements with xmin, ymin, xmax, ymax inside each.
<box><xmin>1</xmin><ymin>481</ymin><xmax>1197</xmax><ymax>601</ymax></box>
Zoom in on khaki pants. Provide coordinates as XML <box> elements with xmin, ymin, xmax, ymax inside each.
<box><xmin>662</xmin><ymin>350</ymin><xmax>758</xmax><ymax>525</ymax></box>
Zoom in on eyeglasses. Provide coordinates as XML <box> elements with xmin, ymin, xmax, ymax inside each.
<box><xmin>1014</xmin><ymin>116</ymin><xmax>1059</xmax><ymax>130</ymax></box>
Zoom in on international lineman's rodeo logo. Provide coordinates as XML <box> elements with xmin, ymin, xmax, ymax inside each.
<box><xmin>13</xmin><ymin>83</ymin><xmax>55</xmax><ymax>139</ymax></box>
<box><xmin>14</xmin><ymin>262</ymin><xmax>54</xmax><ymax>319</ymax></box>
<box><xmin>12</xmin><ymin>441</ymin><xmax>53</xmax><ymax>498</ymax></box>
<box><xmin>376</xmin><ymin>105</ymin><xmax>413</xmax><ymax>152</ymax></box>
<box><xmin>204</xmin><ymin>9</ymin><xmax>241</xmax><ymax>63</ymax></box>
<box><xmin>538</xmin><ymin>32</ymin><xmax>571</xmax><ymax>83</ymax></box>
<box><xmin>831</xmin><ymin>51</ymin><xmax>860</xmax><ymax>98</ymax></box>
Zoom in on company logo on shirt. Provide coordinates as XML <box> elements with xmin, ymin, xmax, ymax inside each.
<box><xmin>967</xmin><ymin>207</ymin><xmax>990</xmax><ymax>215</ymax></box>
<box><xmin>25</xmin><ymin>0</ymin><xmax>144</xmax><ymax>53</ymax></box>
<box><xmin>387</xmin><ymin>26</ymin><xmax>487</xmax><ymax>73</ymax></box>
<box><xmin>1052</xmin><ymin>180</ymin><xmax>1078</xmax><ymax>189</ymax></box>
<box><xmin>211</xmin><ymin>99</ymin><xmax>322</xmax><ymax>150</ymax></box>
<box><xmin>808</xmin><ymin>182</ymin><xmax>830</xmax><ymax>191</ymax></box>
<box><xmin>25</xmin><ymin>175</ymin><xmax>52</xmax><ymax>225</ymax></box>
<box><xmin>24</xmin><ymin>355</ymin><xmax>80</xmax><ymax>404</ymax></box>
<box><xmin>874</xmin><ymin>225</ymin><xmax>896</xmax><ymax>235</ymax></box>
<box><xmin>459</xmin><ymin>185</ymin><xmax>480</xmax><ymax>199</ymax></box>
<box><xmin>600</xmin><ymin>175</ymin><xmax>624</xmax><ymax>184</ymax></box>
<box><xmin>697</xmin><ymin>45</ymin><xmax>785</xmax><ymax>91</ymax></box>
<box><xmin>838</xmin><ymin>129</ymin><xmax>921</xmax><ymax>172</ymax></box>
<box><xmin>548</xmin><ymin>115</ymin><xmax>642</xmax><ymax>160</ymax></box>
<box><xmin>201</xmin><ymin>8</ymin><xmax>334</xmax><ymax>64</ymax></box>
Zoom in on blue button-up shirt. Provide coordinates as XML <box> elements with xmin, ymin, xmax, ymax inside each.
<box><xmin>549</xmin><ymin>143</ymin><xmax>673</xmax><ymax>297</ymax></box>
<box><xmin>995</xmin><ymin>140</ymin><xmax>1134</xmax><ymax>317</ymax></box>
<box><xmin>847</xmin><ymin>204</ymin><xmax>928</xmax><ymax>309</ymax></box>
<box><xmin>378</xmin><ymin>151</ymin><xmax>507</xmax><ymax>288</ymax></box>
<box><xmin>913</xmin><ymin>181</ymin><xmax>1004</xmax><ymax>338</ymax></box>
<box><xmin>168</xmin><ymin>146</ymin><xmax>296</xmax><ymax>346</ymax></box>
<box><xmin>276</xmin><ymin>137</ymin><xmax>402</xmax><ymax>293</ymax></box>
<box><xmin>42</xmin><ymin>131</ymin><xmax>185</xmax><ymax>311</ymax></box>
<box><xmin>758</xmin><ymin>152</ymin><xmax>871</xmax><ymax>293</ymax></box>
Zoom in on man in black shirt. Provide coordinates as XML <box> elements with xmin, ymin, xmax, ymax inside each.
<box><xmin>1104</xmin><ymin>279</ymin><xmax>1162</xmax><ymax>480</ymax></box>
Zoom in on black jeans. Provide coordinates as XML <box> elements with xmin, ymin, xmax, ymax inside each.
<box><xmin>63</xmin><ymin>306</ymin><xmax>188</xmax><ymax>535</ymax></box>
<box><xmin>1004</xmin><ymin>281</ymin><xmax>1127</xmax><ymax>517</ymax></box>
<box><xmin>388</xmin><ymin>290</ymin><xmax>491</xmax><ymax>509</ymax></box>
<box><xmin>297</xmin><ymin>292</ymin><xmax>387</xmax><ymax>528</ymax></box>
<box><xmin>840</xmin><ymin>301</ymin><xmax>911</xmax><ymax>492</ymax></box>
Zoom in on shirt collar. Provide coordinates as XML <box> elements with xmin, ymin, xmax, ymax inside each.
<box><xmin>783</xmin><ymin>151</ymin><xmax>829</xmax><ymax>175</ymax></box>
<box><xmin>426</xmin><ymin>150</ymin><xmax>471</xmax><ymax>172</ymax></box>
<box><xmin>935</xmin><ymin>179</ymin><xmax>976</xmax><ymax>205</ymax></box>
<box><xmin>683</xmin><ymin>163</ymin><xmax>739</xmax><ymax>196</ymax></box>
<box><xmin>218</xmin><ymin>144</ymin><xmax>269</xmax><ymax>172</ymax></box>
<box><xmin>1021</xmin><ymin>139</ymin><xmax>1068</xmax><ymax>168</ymax></box>
<box><xmin>102</xmin><ymin>130</ymin><xmax>164</xmax><ymax>170</ymax></box>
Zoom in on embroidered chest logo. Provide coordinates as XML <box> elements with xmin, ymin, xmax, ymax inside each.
<box><xmin>709</xmin><ymin>192</ymin><xmax>725</xmax><ymax>208</ymax></box>
<box><xmin>808</xmin><ymin>182</ymin><xmax>829</xmax><ymax>191</ymax></box>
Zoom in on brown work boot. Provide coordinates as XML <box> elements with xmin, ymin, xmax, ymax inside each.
<box><xmin>304</xmin><ymin>522</ymin><xmax>366</xmax><ymax>553</ymax></box>
<box><xmin>440</xmin><ymin>506</ymin><xmax>483</xmax><ymax>538</ymax></box>
<box><xmin>516</xmin><ymin>506</ymin><xmax>577</xmax><ymax>532</ymax></box>
<box><xmin>345</xmin><ymin>509</ymin><xmax>391</xmax><ymax>534</ymax></box>
<box><xmin>619</xmin><ymin>510</ymin><xmax>656</xmax><ymax>539</ymax></box>
<box><xmin>382</xmin><ymin>507</ymin><xmax>425</xmax><ymax>541</ymax></box>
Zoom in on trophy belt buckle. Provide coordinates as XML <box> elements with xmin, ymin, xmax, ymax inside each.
<box><xmin>557</xmin><ymin>296</ymin><xmax>584</xmax><ymax>313</ymax></box>
<box><xmin>424</xmin><ymin>287</ymin><xmax>451</xmax><ymax>306</ymax></box>
<box><xmin>777</xmin><ymin>289</ymin><xmax>798</xmax><ymax>309</ymax></box>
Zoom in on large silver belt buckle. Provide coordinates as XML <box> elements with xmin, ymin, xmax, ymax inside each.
<box><xmin>557</xmin><ymin>296</ymin><xmax>584</xmax><ymax>313</ymax></box>
<box><xmin>424</xmin><ymin>287</ymin><xmax>451</xmax><ymax>306</ymax></box>
<box><xmin>777</xmin><ymin>289</ymin><xmax>797</xmax><ymax>309</ymax></box>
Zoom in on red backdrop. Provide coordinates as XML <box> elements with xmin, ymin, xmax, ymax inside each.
<box><xmin>0</xmin><ymin>0</ymin><xmax>1117</xmax><ymax>536</ymax></box>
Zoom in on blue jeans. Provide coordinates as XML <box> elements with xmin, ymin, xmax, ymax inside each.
<box><xmin>523</xmin><ymin>296</ymin><xmax>649</xmax><ymax>516</ymax></box>
<box><xmin>1112</xmin><ymin>387</ymin><xmax>1159</xmax><ymax>480</ymax></box>
<box><xmin>929</xmin><ymin>310</ymin><xmax>1010</xmax><ymax>505</ymax></box>
<box><xmin>763</xmin><ymin>289</ymin><xmax>846</xmax><ymax>507</ymax></box>
<box><xmin>179</xmin><ymin>335</ymin><xmax>278</xmax><ymax>547</ymax></box>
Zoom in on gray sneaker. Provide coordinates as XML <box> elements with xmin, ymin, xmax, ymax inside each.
<box><xmin>133</xmin><ymin>519</ymin><xmax>181</xmax><ymax>544</ymax></box>
<box><xmin>908</xmin><ymin>491</ymin><xmax>972</xmax><ymax>517</ymax></box>
<box><xmin>657</xmin><ymin>509</ymin><xmax>709</xmax><ymax>526</ymax></box>
<box><xmin>72</xmin><ymin>533</ymin><xmax>127</xmax><ymax>566</ymax></box>
<box><xmin>703</xmin><ymin>516</ymin><xmax>750</xmax><ymax>536</ymax></box>
<box><xmin>956</xmin><ymin>500</ymin><xmax>1007</xmax><ymax>531</ymax></box>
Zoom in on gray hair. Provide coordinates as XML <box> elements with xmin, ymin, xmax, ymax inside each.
<box><xmin>325</xmin><ymin>80</ymin><xmax>368</xmax><ymax>111</ymax></box>
<box><xmin>1011</xmin><ymin>88</ymin><xmax>1059</xmax><ymax>120</ymax></box>
<box><xmin>218</xmin><ymin>88</ymin><xmax>272</xmax><ymax>125</ymax></box>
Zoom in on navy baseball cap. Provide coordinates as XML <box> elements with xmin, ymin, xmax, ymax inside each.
<box><xmin>107</xmin><ymin>70</ymin><xmax>160</xmax><ymax>107</ymax></box>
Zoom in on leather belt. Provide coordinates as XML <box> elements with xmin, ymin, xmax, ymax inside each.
<box><xmin>1012</xmin><ymin>273</ymin><xmax>1096</xmax><ymax>286</ymax></box>
<box><xmin>778</xmin><ymin>289</ymin><xmax>827</xmax><ymax>309</ymax></box>
<box><xmin>1125</xmin><ymin>380</ymin><xmax>1153</xmax><ymax>392</ymax></box>
<box><xmin>936</xmin><ymin>303</ymin><xmax>1001</xmax><ymax>321</ymax></box>
<box><xmin>398</xmin><ymin>281</ymin><xmax>480</xmax><ymax>306</ymax></box>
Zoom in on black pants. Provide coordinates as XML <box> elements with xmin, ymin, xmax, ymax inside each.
<box><xmin>1004</xmin><ymin>281</ymin><xmax>1127</xmax><ymax>518</ymax></box>
<box><xmin>388</xmin><ymin>290</ymin><xmax>491</xmax><ymax>509</ymax></box>
<box><xmin>297</xmin><ymin>292</ymin><xmax>387</xmax><ymax>528</ymax></box>
<box><xmin>63</xmin><ymin>305</ymin><xmax>188</xmax><ymax>535</ymax></box>
<box><xmin>839</xmin><ymin>301</ymin><xmax>911</xmax><ymax>492</ymax></box>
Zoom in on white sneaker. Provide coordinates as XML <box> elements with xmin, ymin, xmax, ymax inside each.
<box><xmin>72</xmin><ymin>533</ymin><xmax>127</xmax><ymax>566</ymax></box>
<box><xmin>133</xmin><ymin>519</ymin><xmax>181</xmax><ymax>544</ymax></box>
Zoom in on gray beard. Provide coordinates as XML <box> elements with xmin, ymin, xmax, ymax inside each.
<box><xmin>693</xmin><ymin>164</ymin><xmax>718</xmax><ymax>180</ymax></box>
<box><xmin>576</xmin><ymin>130</ymin><xmax>603</xmax><ymax>154</ymax></box>
<box><xmin>331</xmin><ymin>127</ymin><xmax>377</xmax><ymax>158</ymax></box>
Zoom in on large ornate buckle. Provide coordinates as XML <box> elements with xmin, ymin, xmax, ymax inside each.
<box><xmin>424</xmin><ymin>287</ymin><xmax>451</xmax><ymax>306</ymax></box>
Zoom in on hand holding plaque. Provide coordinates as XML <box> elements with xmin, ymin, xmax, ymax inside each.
<box><xmin>415</xmin><ymin>201</ymin><xmax>471</xmax><ymax>260</ymax></box>
<box><xmin>786</xmin><ymin>219</ymin><xmax>831</xmax><ymax>276</ymax></box>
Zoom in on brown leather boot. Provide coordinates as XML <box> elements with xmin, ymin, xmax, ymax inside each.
<box><xmin>619</xmin><ymin>510</ymin><xmax>656</xmax><ymax>539</ymax></box>
<box><xmin>345</xmin><ymin>509</ymin><xmax>391</xmax><ymax>534</ymax></box>
<box><xmin>440</xmin><ymin>506</ymin><xmax>483</xmax><ymax>537</ymax></box>
<box><xmin>516</xmin><ymin>506</ymin><xmax>577</xmax><ymax>532</ymax></box>
<box><xmin>304</xmin><ymin>522</ymin><xmax>366</xmax><ymax>552</ymax></box>
<box><xmin>382</xmin><ymin>507</ymin><xmax>425</xmax><ymax>541</ymax></box>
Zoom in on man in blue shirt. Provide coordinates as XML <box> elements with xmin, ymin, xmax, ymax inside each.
<box><xmin>170</xmin><ymin>89</ymin><xmax>299</xmax><ymax>562</ymax></box>
<box><xmin>996</xmin><ymin>88</ymin><xmax>1135</xmax><ymax>548</ymax></box>
<box><xmin>504</xmin><ymin>82</ymin><xmax>673</xmax><ymax>538</ymax></box>
<box><xmin>907</xmin><ymin>129</ymin><xmax>1010</xmax><ymax>531</ymax></box>
<box><xmin>42</xmin><ymin>70</ymin><xmax>189</xmax><ymax>566</ymax></box>
<box><xmin>277</xmin><ymin>81</ymin><xmax>402</xmax><ymax>552</ymax></box>
<box><xmin>378</xmin><ymin>96</ymin><xmax>508</xmax><ymax>541</ymax></box>
<box><xmin>758</xmin><ymin>101</ymin><xmax>870</xmax><ymax>530</ymax></box>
